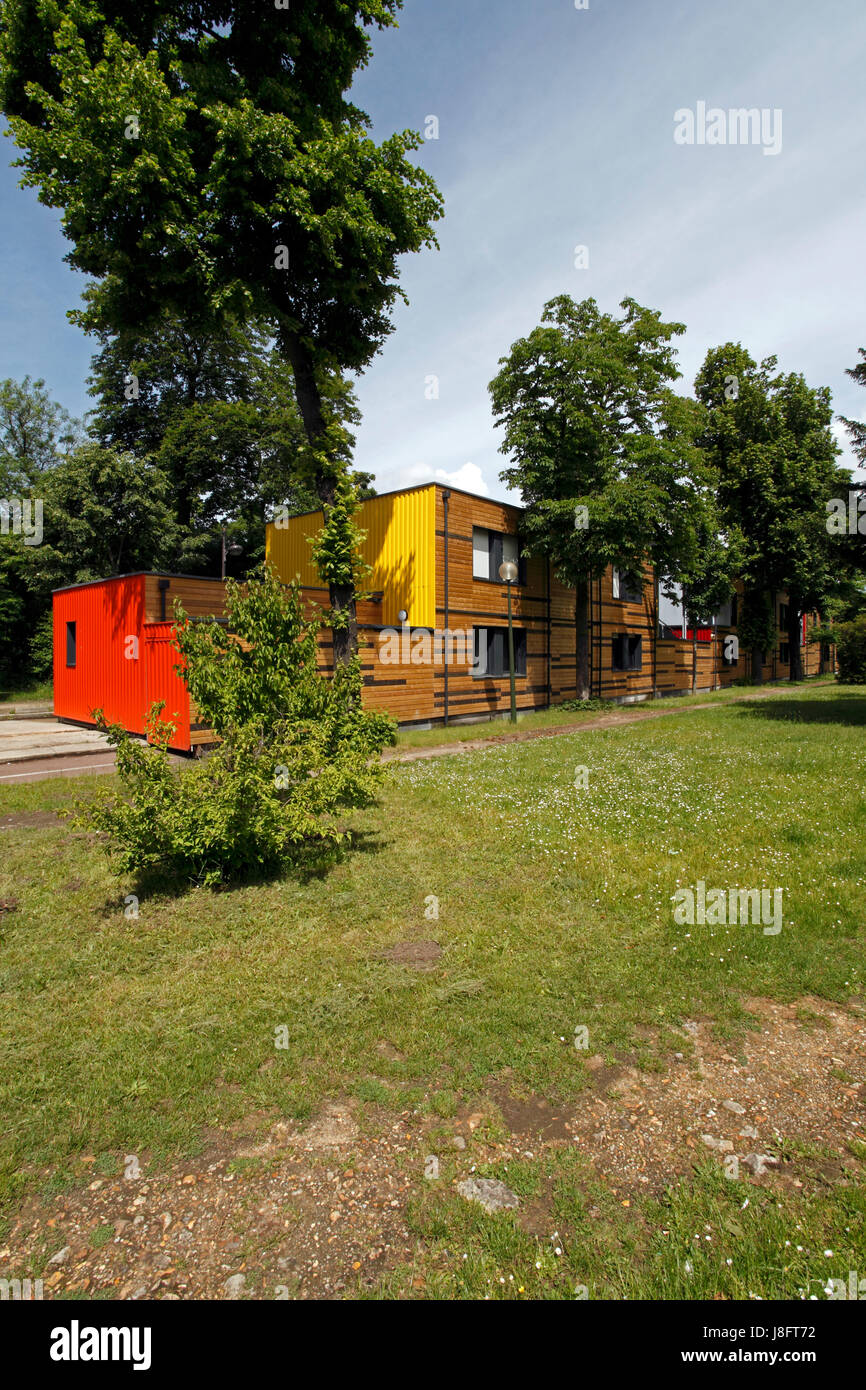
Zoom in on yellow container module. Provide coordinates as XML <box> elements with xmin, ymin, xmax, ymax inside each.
<box><xmin>266</xmin><ymin>484</ymin><xmax>436</xmax><ymax>629</ymax></box>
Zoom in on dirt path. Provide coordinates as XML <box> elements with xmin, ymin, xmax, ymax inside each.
<box><xmin>384</xmin><ymin>685</ymin><xmax>810</xmax><ymax>764</ymax></box>
<box><xmin>4</xmin><ymin>994</ymin><xmax>862</xmax><ymax>1300</ymax></box>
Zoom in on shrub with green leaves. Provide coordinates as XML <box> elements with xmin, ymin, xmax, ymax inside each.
<box><xmin>835</xmin><ymin>614</ymin><xmax>866</xmax><ymax>683</ymax></box>
<box><xmin>75</xmin><ymin>565</ymin><xmax>396</xmax><ymax>886</ymax></box>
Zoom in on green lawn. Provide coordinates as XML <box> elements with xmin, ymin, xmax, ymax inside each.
<box><xmin>393</xmin><ymin>674</ymin><xmax>837</xmax><ymax>748</ymax></box>
<box><xmin>0</xmin><ymin>681</ymin><xmax>863</xmax><ymax>1298</ymax></box>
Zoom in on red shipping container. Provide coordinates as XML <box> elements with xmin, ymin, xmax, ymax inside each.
<box><xmin>53</xmin><ymin>573</ymin><xmax>220</xmax><ymax>753</ymax></box>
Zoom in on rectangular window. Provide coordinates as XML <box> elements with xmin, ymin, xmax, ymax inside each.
<box><xmin>472</xmin><ymin>626</ymin><xmax>527</xmax><ymax>678</ymax></box>
<box><xmin>612</xmin><ymin>568</ymin><xmax>642</xmax><ymax>603</ymax></box>
<box><xmin>714</xmin><ymin>595</ymin><xmax>738</xmax><ymax>627</ymax></box>
<box><xmin>612</xmin><ymin>634</ymin><xmax>642</xmax><ymax>671</ymax></box>
<box><xmin>472</xmin><ymin>527</ymin><xmax>523</xmax><ymax>582</ymax></box>
<box><xmin>65</xmin><ymin>621</ymin><xmax>77</xmax><ymax>668</ymax></box>
<box><xmin>779</xmin><ymin>642</ymin><xmax>790</xmax><ymax>664</ymax></box>
<box><xmin>658</xmin><ymin>579</ymin><xmax>684</xmax><ymax>638</ymax></box>
<box><xmin>779</xmin><ymin>602</ymin><xmax>789</xmax><ymax>628</ymax></box>
<box><xmin>472</xmin><ymin>528</ymin><xmax>490</xmax><ymax>579</ymax></box>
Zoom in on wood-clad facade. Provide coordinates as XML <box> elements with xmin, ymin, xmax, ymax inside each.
<box><xmin>268</xmin><ymin>483</ymin><xmax>830</xmax><ymax>728</ymax></box>
<box><xmin>143</xmin><ymin>574</ymin><xmax>227</xmax><ymax>625</ymax></box>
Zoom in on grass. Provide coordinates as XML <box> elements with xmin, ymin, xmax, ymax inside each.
<box><xmin>0</xmin><ymin>678</ymin><xmax>53</xmax><ymax>705</ymax></box>
<box><xmin>0</xmin><ymin>680</ymin><xmax>863</xmax><ymax>1297</ymax></box>
<box><xmin>376</xmin><ymin>1151</ymin><xmax>865</xmax><ymax>1301</ymax></box>
<box><xmin>393</xmin><ymin>674</ymin><xmax>837</xmax><ymax>748</ymax></box>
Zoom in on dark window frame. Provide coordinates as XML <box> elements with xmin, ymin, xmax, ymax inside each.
<box><xmin>472</xmin><ymin>625</ymin><xmax>528</xmax><ymax>679</ymax></box>
<box><xmin>612</xmin><ymin>633</ymin><xmax>642</xmax><ymax>672</ymax></box>
<box><xmin>472</xmin><ymin>526</ymin><xmax>527</xmax><ymax>585</ymax></box>
<box><xmin>612</xmin><ymin>567</ymin><xmax>643</xmax><ymax>604</ymax></box>
<box><xmin>65</xmin><ymin>621</ymin><xmax>77</xmax><ymax>668</ymax></box>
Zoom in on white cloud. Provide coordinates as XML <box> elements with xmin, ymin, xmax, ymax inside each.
<box><xmin>433</xmin><ymin>462</ymin><xmax>490</xmax><ymax>495</ymax></box>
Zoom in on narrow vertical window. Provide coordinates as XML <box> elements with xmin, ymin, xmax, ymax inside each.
<box><xmin>472</xmin><ymin>528</ymin><xmax>490</xmax><ymax>579</ymax></box>
<box><xmin>66</xmin><ymin>621</ymin><xmax>77</xmax><ymax>668</ymax></box>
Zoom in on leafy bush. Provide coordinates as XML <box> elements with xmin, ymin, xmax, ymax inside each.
<box><xmin>28</xmin><ymin>609</ymin><xmax>54</xmax><ymax>680</ymax></box>
<box><xmin>75</xmin><ymin>565</ymin><xmax>396</xmax><ymax>886</ymax></box>
<box><xmin>835</xmin><ymin>615</ymin><xmax>866</xmax><ymax>683</ymax></box>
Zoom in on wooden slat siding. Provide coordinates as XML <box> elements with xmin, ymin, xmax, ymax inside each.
<box><xmin>432</xmin><ymin>485</ymin><xmax>566</xmax><ymax>719</ymax></box>
<box><xmin>283</xmin><ymin>587</ymin><xmax>433</xmax><ymax>722</ymax></box>
<box><xmin>274</xmin><ymin>491</ymin><xmax>835</xmax><ymax>725</ymax></box>
<box><xmin>592</xmin><ymin>562</ymin><xmax>656</xmax><ymax>699</ymax></box>
<box><xmin>144</xmin><ymin>575</ymin><xmax>227</xmax><ymax>623</ymax></box>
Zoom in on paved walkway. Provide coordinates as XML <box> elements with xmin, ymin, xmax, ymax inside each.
<box><xmin>0</xmin><ymin>717</ymin><xmax>116</xmax><ymax>784</ymax></box>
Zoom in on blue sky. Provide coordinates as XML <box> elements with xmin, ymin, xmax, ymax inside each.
<box><xmin>1</xmin><ymin>0</ymin><xmax>864</xmax><ymax>498</ymax></box>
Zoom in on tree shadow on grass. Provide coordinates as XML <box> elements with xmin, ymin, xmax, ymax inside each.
<box><xmin>732</xmin><ymin>692</ymin><xmax>866</xmax><ymax>727</ymax></box>
<box><xmin>95</xmin><ymin>826</ymin><xmax>387</xmax><ymax>915</ymax></box>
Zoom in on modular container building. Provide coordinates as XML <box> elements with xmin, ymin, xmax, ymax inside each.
<box><xmin>52</xmin><ymin>573</ymin><xmax>226</xmax><ymax>752</ymax></box>
<box><xmin>267</xmin><ymin>481</ymin><xmax>831</xmax><ymax>726</ymax></box>
<box><xmin>52</xmin><ymin>488</ymin><xmax>833</xmax><ymax>741</ymax></box>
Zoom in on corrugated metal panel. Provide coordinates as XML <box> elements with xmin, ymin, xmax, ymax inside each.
<box><xmin>266</xmin><ymin>485</ymin><xmax>435</xmax><ymax>628</ymax></box>
<box><xmin>266</xmin><ymin>509</ymin><xmax>325</xmax><ymax>590</ymax></box>
<box><xmin>142</xmin><ymin>623</ymin><xmax>191</xmax><ymax>751</ymax></box>
<box><xmin>53</xmin><ymin>576</ymin><xmax>195</xmax><ymax>751</ymax></box>
<box><xmin>53</xmin><ymin>575</ymin><xmax>147</xmax><ymax>734</ymax></box>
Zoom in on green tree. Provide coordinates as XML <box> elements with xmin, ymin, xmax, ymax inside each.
<box><xmin>31</xmin><ymin>443</ymin><xmax>178</xmax><ymax>589</ymax></box>
<box><xmin>0</xmin><ymin>375</ymin><xmax>81</xmax><ymax>689</ymax></box>
<box><xmin>695</xmin><ymin>345</ymin><xmax>849</xmax><ymax>682</ymax></box>
<box><xmin>770</xmin><ymin>371</ymin><xmax>849</xmax><ymax>680</ymax></box>
<box><xmin>88</xmin><ymin>314</ymin><xmax>373</xmax><ymax>574</ymax></box>
<box><xmin>1</xmin><ymin>0</ymin><xmax>442</xmax><ymax>662</ymax></box>
<box><xmin>0</xmin><ymin>374</ymin><xmax>79</xmax><ymax>492</ymax></box>
<box><xmin>834</xmin><ymin>614</ymin><xmax>866</xmax><ymax>683</ymax></box>
<box><xmin>666</xmin><ymin>498</ymin><xmax>740</xmax><ymax>695</ymax></box>
<box><xmin>490</xmin><ymin>295</ymin><xmax>713</xmax><ymax>698</ymax></box>
<box><xmin>839</xmin><ymin>348</ymin><xmax>866</xmax><ymax>470</ymax></box>
<box><xmin>837</xmin><ymin>348</ymin><xmax>866</xmax><ymax>587</ymax></box>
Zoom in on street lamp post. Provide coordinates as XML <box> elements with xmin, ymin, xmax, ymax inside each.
<box><xmin>499</xmin><ymin>559</ymin><xmax>519</xmax><ymax>724</ymax></box>
<box><xmin>221</xmin><ymin>526</ymin><xmax>243</xmax><ymax>580</ymax></box>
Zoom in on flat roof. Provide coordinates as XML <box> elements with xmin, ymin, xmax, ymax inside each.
<box><xmin>266</xmin><ymin>479</ymin><xmax>525</xmax><ymax>524</ymax></box>
<box><xmin>52</xmin><ymin>572</ymin><xmax>224</xmax><ymax>595</ymax></box>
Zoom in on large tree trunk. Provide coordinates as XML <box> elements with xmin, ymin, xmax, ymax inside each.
<box><xmin>575</xmin><ymin>574</ymin><xmax>590</xmax><ymax>700</ymax></box>
<box><xmin>684</xmin><ymin>590</ymin><xmax>698</xmax><ymax>694</ymax></box>
<box><xmin>818</xmin><ymin>614</ymin><xmax>826</xmax><ymax>676</ymax></box>
<box><xmin>787</xmin><ymin>598</ymin><xmax>803</xmax><ymax>682</ymax></box>
<box><xmin>751</xmin><ymin>646</ymin><xmax>763</xmax><ymax>684</ymax></box>
<box><xmin>282</xmin><ymin>334</ymin><xmax>357</xmax><ymax>666</ymax></box>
